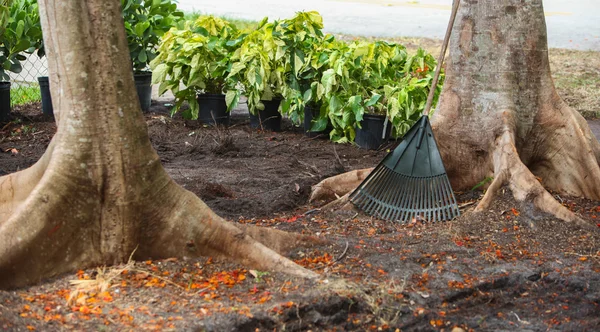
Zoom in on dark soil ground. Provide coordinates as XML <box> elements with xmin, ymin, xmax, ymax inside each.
<box><xmin>1</xmin><ymin>102</ymin><xmax>599</xmax><ymax>332</ymax></box>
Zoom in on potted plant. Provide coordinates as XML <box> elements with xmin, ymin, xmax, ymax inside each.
<box><xmin>0</xmin><ymin>0</ymin><xmax>42</xmax><ymax>122</ymax></box>
<box><xmin>227</xmin><ymin>17</ymin><xmax>286</xmax><ymax>131</ymax></box>
<box><xmin>121</xmin><ymin>0</ymin><xmax>183</xmax><ymax>112</ymax></box>
<box><xmin>151</xmin><ymin>15</ymin><xmax>242</xmax><ymax>125</ymax></box>
<box><xmin>382</xmin><ymin>48</ymin><xmax>442</xmax><ymax>137</ymax></box>
<box><xmin>271</xmin><ymin>11</ymin><xmax>336</xmax><ymax>137</ymax></box>
<box><xmin>319</xmin><ymin>39</ymin><xmax>440</xmax><ymax>149</ymax></box>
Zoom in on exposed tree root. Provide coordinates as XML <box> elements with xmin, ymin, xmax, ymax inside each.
<box><xmin>237</xmin><ymin>224</ymin><xmax>327</xmax><ymax>254</ymax></box>
<box><xmin>0</xmin><ymin>174</ymin><xmax>319</xmax><ymax>288</ymax></box>
<box><xmin>474</xmin><ymin>117</ymin><xmax>596</xmax><ymax>230</ymax></box>
<box><xmin>309</xmin><ymin>168</ymin><xmax>373</xmax><ymax>203</ymax></box>
<box><xmin>0</xmin><ymin>139</ymin><xmax>55</xmax><ymax>222</ymax></box>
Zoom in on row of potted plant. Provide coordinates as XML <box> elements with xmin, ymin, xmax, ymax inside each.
<box><xmin>150</xmin><ymin>11</ymin><xmax>443</xmax><ymax>148</ymax></box>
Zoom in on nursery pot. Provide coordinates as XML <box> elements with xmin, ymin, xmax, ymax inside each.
<box><xmin>38</xmin><ymin>76</ymin><xmax>53</xmax><ymax>116</ymax></box>
<box><xmin>0</xmin><ymin>82</ymin><xmax>10</xmax><ymax>122</ymax></box>
<box><xmin>355</xmin><ymin>113</ymin><xmax>392</xmax><ymax>150</ymax></box>
<box><xmin>197</xmin><ymin>93</ymin><xmax>230</xmax><ymax>126</ymax></box>
<box><xmin>303</xmin><ymin>103</ymin><xmax>330</xmax><ymax>138</ymax></box>
<box><xmin>134</xmin><ymin>71</ymin><xmax>152</xmax><ymax>112</ymax></box>
<box><xmin>249</xmin><ymin>99</ymin><xmax>282</xmax><ymax>132</ymax></box>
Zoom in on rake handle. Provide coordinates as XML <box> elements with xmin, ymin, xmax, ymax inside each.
<box><xmin>422</xmin><ymin>0</ymin><xmax>461</xmax><ymax>117</ymax></box>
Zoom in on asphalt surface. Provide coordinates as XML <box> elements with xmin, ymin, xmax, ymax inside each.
<box><xmin>177</xmin><ymin>0</ymin><xmax>600</xmax><ymax>51</ymax></box>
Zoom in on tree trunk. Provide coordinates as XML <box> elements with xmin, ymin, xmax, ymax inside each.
<box><xmin>0</xmin><ymin>0</ymin><xmax>317</xmax><ymax>288</ymax></box>
<box><xmin>311</xmin><ymin>0</ymin><xmax>600</xmax><ymax>226</ymax></box>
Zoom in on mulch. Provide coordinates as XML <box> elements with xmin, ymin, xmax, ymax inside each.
<box><xmin>1</xmin><ymin>102</ymin><xmax>599</xmax><ymax>331</ymax></box>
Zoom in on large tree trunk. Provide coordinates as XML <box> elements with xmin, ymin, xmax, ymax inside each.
<box><xmin>311</xmin><ymin>0</ymin><xmax>600</xmax><ymax>226</ymax></box>
<box><xmin>0</xmin><ymin>0</ymin><xmax>317</xmax><ymax>288</ymax></box>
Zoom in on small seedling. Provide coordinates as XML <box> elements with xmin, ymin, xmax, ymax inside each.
<box><xmin>249</xmin><ymin>269</ymin><xmax>269</xmax><ymax>283</ymax></box>
<box><xmin>471</xmin><ymin>176</ymin><xmax>494</xmax><ymax>191</ymax></box>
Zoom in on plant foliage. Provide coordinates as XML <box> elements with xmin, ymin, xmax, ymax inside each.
<box><xmin>151</xmin><ymin>15</ymin><xmax>244</xmax><ymax>119</ymax></box>
<box><xmin>0</xmin><ymin>0</ymin><xmax>42</xmax><ymax>81</ymax></box>
<box><xmin>150</xmin><ymin>11</ymin><xmax>443</xmax><ymax>141</ymax></box>
<box><xmin>121</xmin><ymin>0</ymin><xmax>183</xmax><ymax>72</ymax></box>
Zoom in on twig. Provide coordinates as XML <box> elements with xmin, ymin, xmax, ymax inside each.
<box><xmin>278</xmin><ymin>279</ymin><xmax>290</xmax><ymax>293</ymax></box>
<box><xmin>303</xmin><ymin>208</ymin><xmax>321</xmax><ymax>216</ymax></box>
<box><xmin>130</xmin><ymin>267</ymin><xmax>186</xmax><ymax>290</ymax></box>
<box><xmin>458</xmin><ymin>201</ymin><xmax>477</xmax><ymax>209</ymax></box>
<box><xmin>332</xmin><ymin>241</ymin><xmax>350</xmax><ymax>264</ymax></box>
<box><xmin>295</xmin><ymin>157</ymin><xmax>320</xmax><ymax>175</ymax></box>
<box><xmin>564</xmin><ymin>251</ymin><xmax>600</xmax><ymax>259</ymax></box>
<box><xmin>333</xmin><ymin>145</ymin><xmax>344</xmax><ymax>170</ymax></box>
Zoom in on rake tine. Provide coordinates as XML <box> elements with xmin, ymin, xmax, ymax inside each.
<box><xmin>432</xmin><ymin>176</ymin><xmax>441</xmax><ymax>222</ymax></box>
<box><xmin>397</xmin><ymin>177</ymin><xmax>411</xmax><ymax>223</ymax></box>
<box><xmin>441</xmin><ymin>175</ymin><xmax>456</xmax><ymax>220</ymax></box>
<box><xmin>365</xmin><ymin>168</ymin><xmax>393</xmax><ymax>216</ymax></box>
<box><xmin>435</xmin><ymin>176</ymin><xmax>446</xmax><ymax>221</ymax></box>
<box><xmin>363</xmin><ymin>168</ymin><xmax>392</xmax><ymax>216</ymax></box>
<box><xmin>415</xmin><ymin>177</ymin><xmax>423</xmax><ymax>222</ymax></box>
<box><xmin>424</xmin><ymin>177</ymin><xmax>431</xmax><ymax>222</ymax></box>
<box><xmin>426</xmin><ymin>177</ymin><xmax>433</xmax><ymax>222</ymax></box>
<box><xmin>379</xmin><ymin>170</ymin><xmax>399</xmax><ymax>221</ymax></box>
<box><xmin>359</xmin><ymin>168</ymin><xmax>387</xmax><ymax>213</ymax></box>
<box><xmin>407</xmin><ymin>177</ymin><xmax>419</xmax><ymax>223</ymax></box>
<box><xmin>390</xmin><ymin>174</ymin><xmax>409</xmax><ymax>222</ymax></box>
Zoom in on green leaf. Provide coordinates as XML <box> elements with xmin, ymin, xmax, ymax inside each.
<box><xmin>311</xmin><ymin>116</ymin><xmax>328</xmax><ymax>132</ymax></box>
<box><xmin>12</xmin><ymin>39</ymin><xmax>30</xmax><ymax>53</ymax></box>
<box><xmin>365</xmin><ymin>94</ymin><xmax>381</xmax><ymax>107</ymax></box>
<box><xmin>225</xmin><ymin>90</ymin><xmax>240</xmax><ymax>111</ymax></box>
<box><xmin>134</xmin><ymin>22</ymin><xmax>149</xmax><ymax>37</ymax></box>
<box><xmin>151</xmin><ymin>63</ymin><xmax>168</xmax><ymax>84</ymax></box>
<box><xmin>188</xmin><ymin>97</ymin><xmax>199</xmax><ymax>120</ymax></box>
<box><xmin>138</xmin><ymin>49</ymin><xmax>147</xmax><ymax>64</ymax></box>
<box><xmin>328</xmin><ymin>95</ymin><xmax>342</xmax><ymax>115</ymax></box>
<box><xmin>302</xmin><ymin>89</ymin><xmax>312</xmax><ymax>103</ymax></box>
<box><xmin>293</xmin><ymin>49</ymin><xmax>303</xmax><ymax>77</ymax></box>
<box><xmin>321</xmin><ymin>69</ymin><xmax>336</xmax><ymax>97</ymax></box>
<box><xmin>15</xmin><ymin>20</ymin><xmax>24</xmax><ymax>38</ymax></box>
<box><xmin>9</xmin><ymin>61</ymin><xmax>22</xmax><ymax>74</ymax></box>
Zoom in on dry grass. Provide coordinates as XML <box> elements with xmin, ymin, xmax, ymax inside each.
<box><xmin>549</xmin><ymin>48</ymin><xmax>600</xmax><ymax>118</ymax></box>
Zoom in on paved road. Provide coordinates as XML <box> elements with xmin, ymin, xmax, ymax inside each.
<box><xmin>177</xmin><ymin>0</ymin><xmax>600</xmax><ymax>51</ymax></box>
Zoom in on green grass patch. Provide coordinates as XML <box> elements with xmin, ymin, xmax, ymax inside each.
<box><xmin>10</xmin><ymin>84</ymin><xmax>41</xmax><ymax>106</ymax></box>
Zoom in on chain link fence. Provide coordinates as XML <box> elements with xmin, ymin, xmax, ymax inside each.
<box><xmin>9</xmin><ymin>53</ymin><xmax>48</xmax><ymax>106</ymax></box>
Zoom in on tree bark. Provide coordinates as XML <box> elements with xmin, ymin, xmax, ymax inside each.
<box><xmin>0</xmin><ymin>0</ymin><xmax>317</xmax><ymax>288</ymax></box>
<box><xmin>311</xmin><ymin>0</ymin><xmax>600</xmax><ymax>226</ymax></box>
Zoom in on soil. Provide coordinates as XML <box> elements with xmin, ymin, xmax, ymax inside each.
<box><xmin>1</xmin><ymin>102</ymin><xmax>599</xmax><ymax>332</ymax></box>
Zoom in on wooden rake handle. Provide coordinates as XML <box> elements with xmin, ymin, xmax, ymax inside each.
<box><xmin>422</xmin><ymin>0</ymin><xmax>461</xmax><ymax>117</ymax></box>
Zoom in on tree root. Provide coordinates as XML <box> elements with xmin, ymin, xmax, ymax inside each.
<box><xmin>139</xmin><ymin>184</ymin><xmax>319</xmax><ymax>280</ymax></box>
<box><xmin>0</xmin><ymin>138</ymin><xmax>55</xmax><ymax>223</ymax></box>
<box><xmin>238</xmin><ymin>224</ymin><xmax>327</xmax><ymax>254</ymax></box>
<box><xmin>475</xmin><ymin>122</ymin><xmax>597</xmax><ymax>230</ymax></box>
<box><xmin>309</xmin><ymin>168</ymin><xmax>373</xmax><ymax>203</ymax></box>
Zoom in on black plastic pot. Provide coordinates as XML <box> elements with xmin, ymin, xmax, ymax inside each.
<box><xmin>197</xmin><ymin>93</ymin><xmax>230</xmax><ymax>126</ymax></box>
<box><xmin>38</xmin><ymin>76</ymin><xmax>53</xmax><ymax>116</ymax></box>
<box><xmin>134</xmin><ymin>71</ymin><xmax>152</xmax><ymax>112</ymax></box>
<box><xmin>304</xmin><ymin>104</ymin><xmax>328</xmax><ymax>138</ymax></box>
<box><xmin>249</xmin><ymin>99</ymin><xmax>282</xmax><ymax>132</ymax></box>
<box><xmin>0</xmin><ymin>82</ymin><xmax>10</xmax><ymax>122</ymax></box>
<box><xmin>355</xmin><ymin>113</ymin><xmax>392</xmax><ymax>150</ymax></box>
